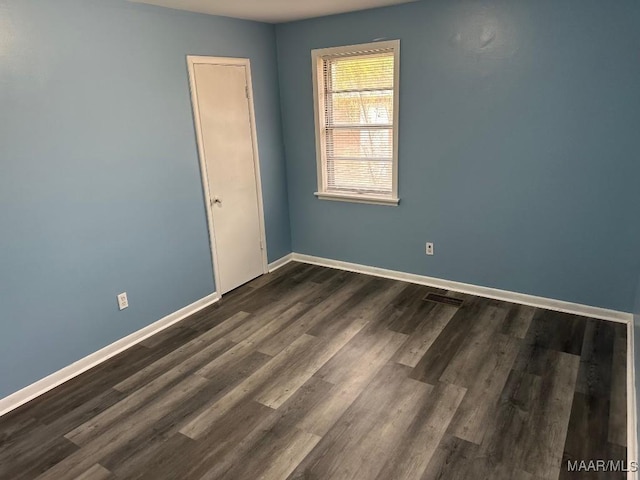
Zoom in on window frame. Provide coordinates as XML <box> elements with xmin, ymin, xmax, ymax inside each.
<box><xmin>311</xmin><ymin>40</ymin><xmax>401</xmax><ymax>206</ymax></box>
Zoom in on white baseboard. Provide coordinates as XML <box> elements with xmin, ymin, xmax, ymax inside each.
<box><xmin>291</xmin><ymin>253</ymin><xmax>632</xmax><ymax>324</ymax></box>
<box><xmin>268</xmin><ymin>253</ymin><xmax>294</xmax><ymax>272</ymax></box>
<box><xmin>0</xmin><ymin>291</ymin><xmax>220</xmax><ymax>418</ymax></box>
<box><xmin>628</xmin><ymin>320</ymin><xmax>638</xmax><ymax>480</ymax></box>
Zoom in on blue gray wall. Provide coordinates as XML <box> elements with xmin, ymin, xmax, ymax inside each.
<box><xmin>0</xmin><ymin>0</ymin><xmax>290</xmax><ymax>398</ymax></box>
<box><xmin>276</xmin><ymin>0</ymin><xmax>640</xmax><ymax>312</ymax></box>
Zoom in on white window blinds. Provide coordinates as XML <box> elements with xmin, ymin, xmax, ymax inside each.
<box><xmin>314</xmin><ymin>42</ymin><xmax>399</xmax><ymax>202</ymax></box>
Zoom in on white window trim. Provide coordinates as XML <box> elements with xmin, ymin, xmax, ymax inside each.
<box><xmin>311</xmin><ymin>40</ymin><xmax>401</xmax><ymax>206</ymax></box>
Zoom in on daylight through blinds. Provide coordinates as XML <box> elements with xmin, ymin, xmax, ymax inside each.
<box><xmin>321</xmin><ymin>49</ymin><xmax>395</xmax><ymax>195</ymax></box>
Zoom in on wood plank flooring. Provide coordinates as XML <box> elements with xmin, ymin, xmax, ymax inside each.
<box><xmin>0</xmin><ymin>262</ymin><xmax>628</xmax><ymax>479</ymax></box>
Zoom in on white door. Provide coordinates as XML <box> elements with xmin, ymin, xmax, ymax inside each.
<box><xmin>188</xmin><ymin>58</ymin><xmax>267</xmax><ymax>295</ymax></box>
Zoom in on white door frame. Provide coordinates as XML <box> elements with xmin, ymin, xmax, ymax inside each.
<box><xmin>186</xmin><ymin>55</ymin><xmax>268</xmax><ymax>296</ymax></box>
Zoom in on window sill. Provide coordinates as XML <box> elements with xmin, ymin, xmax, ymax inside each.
<box><xmin>314</xmin><ymin>191</ymin><xmax>400</xmax><ymax>206</ymax></box>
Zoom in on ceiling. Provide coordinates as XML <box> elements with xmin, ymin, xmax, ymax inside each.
<box><xmin>128</xmin><ymin>0</ymin><xmax>418</xmax><ymax>24</ymax></box>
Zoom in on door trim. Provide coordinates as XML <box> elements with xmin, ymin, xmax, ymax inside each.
<box><xmin>186</xmin><ymin>55</ymin><xmax>268</xmax><ymax>295</ymax></box>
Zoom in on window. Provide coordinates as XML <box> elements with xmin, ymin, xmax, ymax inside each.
<box><xmin>312</xmin><ymin>40</ymin><xmax>400</xmax><ymax>206</ymax></box>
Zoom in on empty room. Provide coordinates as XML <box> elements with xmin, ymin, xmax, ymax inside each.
<box><xmin>1</xmin><ymin>0</ymin><xmax>640</xmax><ymax>478</ymax></box>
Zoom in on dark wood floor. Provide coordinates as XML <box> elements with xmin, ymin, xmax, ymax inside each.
<box><xmin>0</xmin><ymin>262</ymin><xmax>627</xmax><ymax>480</ymax></box>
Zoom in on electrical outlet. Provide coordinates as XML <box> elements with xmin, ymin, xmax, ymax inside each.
<box><xmin>426</xmin><ymin>242</ymin><xmax>434</xmax><ymax>256</ymax></box>
<box><xmin>117</xmin><ymin>292</ymin><xmax>129</xmax><ymax>310</ymax></box>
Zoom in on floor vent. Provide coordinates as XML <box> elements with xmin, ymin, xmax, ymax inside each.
<box><xmin>423</xmin><ymin>293</ymin><xmax>464</xmax><ymax>307</ymax></box>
